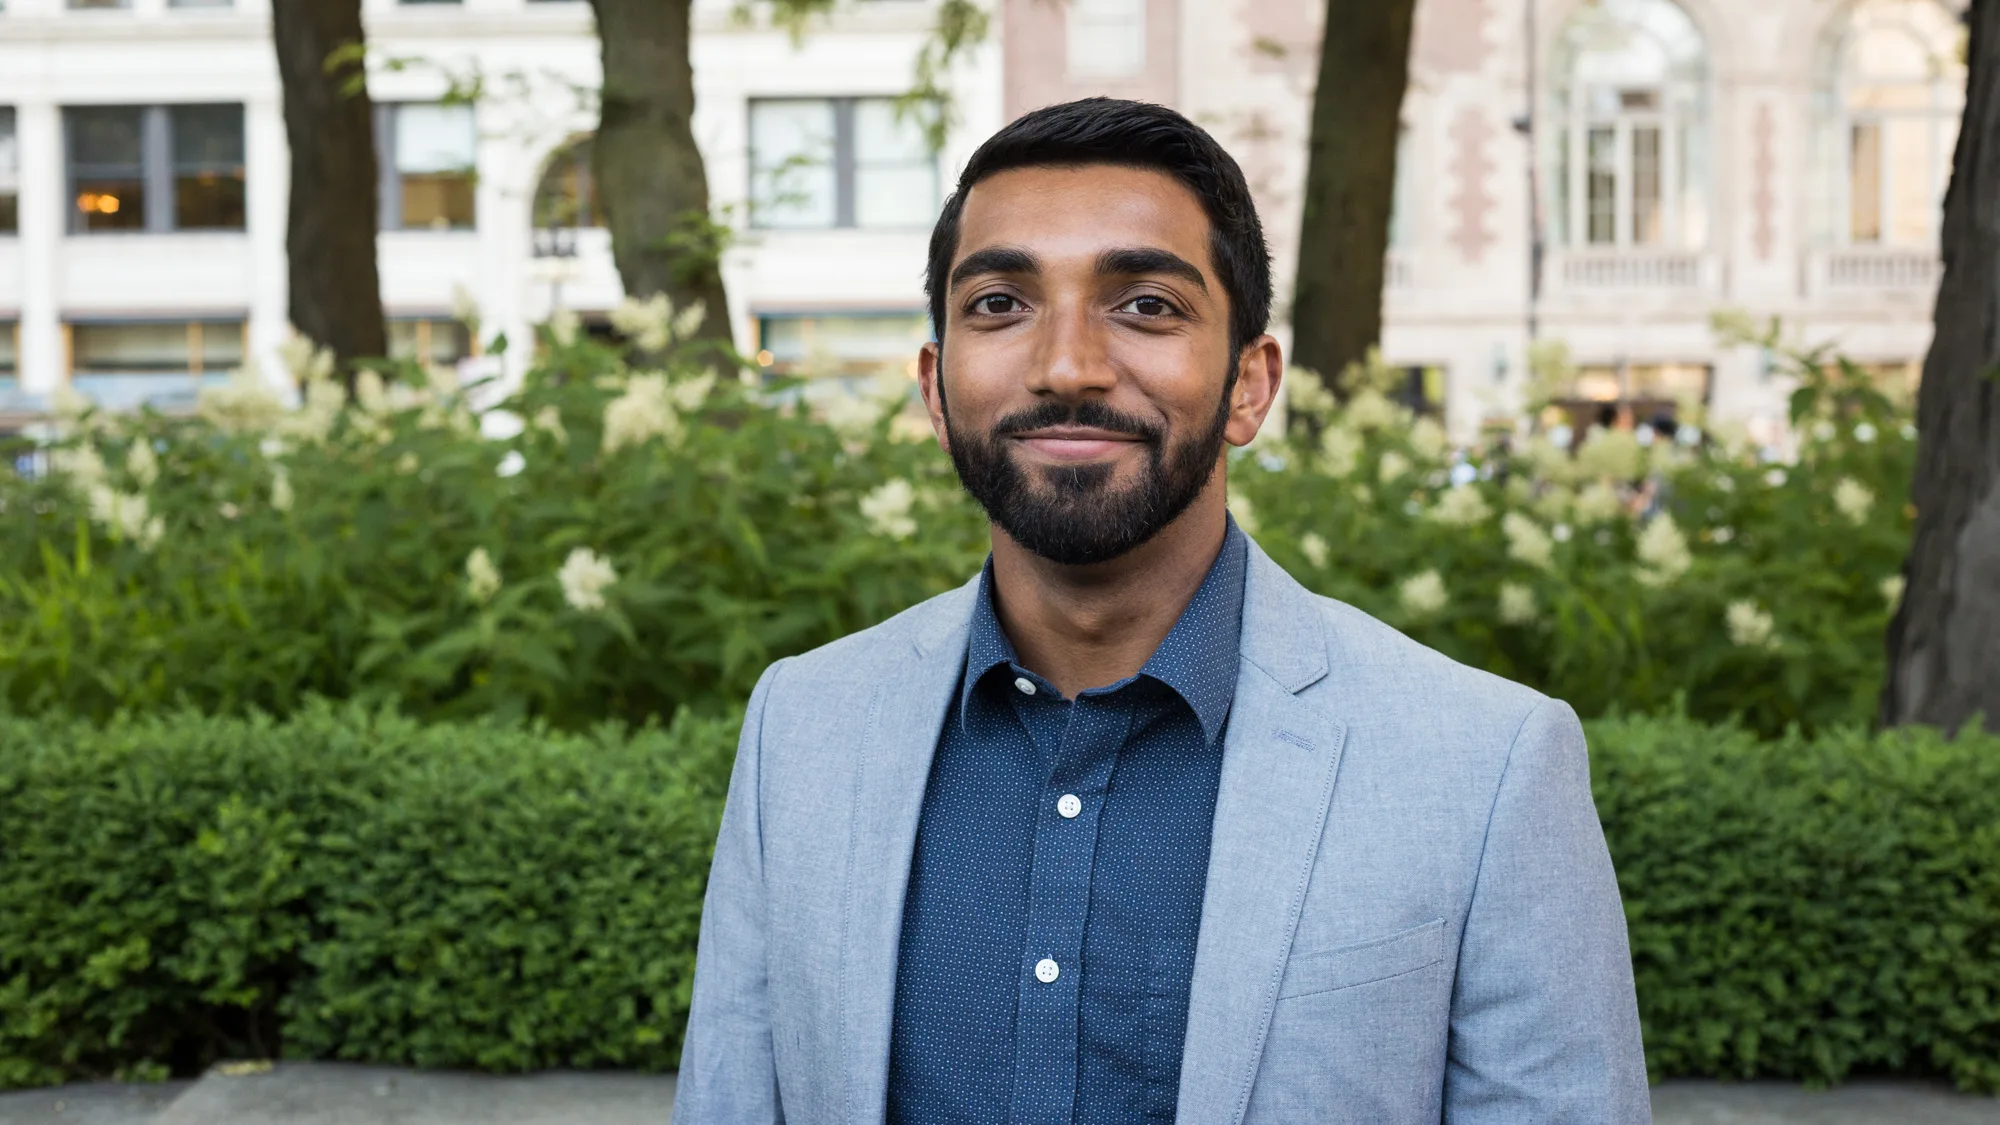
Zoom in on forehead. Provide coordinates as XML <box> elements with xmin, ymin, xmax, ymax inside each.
<box><xmin>952</xmin><ymin>164</ymin><xmax>1215</xmax><ymax>276</ymax></box>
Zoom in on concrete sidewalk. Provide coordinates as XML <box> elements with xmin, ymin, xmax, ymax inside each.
<box><xmin>4</xmin><ymin>1063</ymin><xmax>2000</xmax><ymax>1123</ymax></box>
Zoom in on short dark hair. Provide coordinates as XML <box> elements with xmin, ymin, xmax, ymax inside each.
<box><xmin>925</xmin><ymin>97</ymin><xmax>1273</xmax><ymax>359</ymax></box>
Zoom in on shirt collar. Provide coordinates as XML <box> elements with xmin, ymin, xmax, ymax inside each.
<box><xmin>957</xmin><ymin>517</ymin><xmax>1250</xmax><ymax>745</ymax></box>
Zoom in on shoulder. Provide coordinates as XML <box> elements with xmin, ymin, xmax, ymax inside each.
<box><xmin>755</xmin><ymin>577</ymin><xmax>977</xmax><ymax>703</ymax></box>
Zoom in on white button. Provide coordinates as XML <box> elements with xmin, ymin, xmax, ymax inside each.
<box><xmin>1014</xmin><ymin>677</ymin><xmax>1036</xmax><ymax>696</ymax></box>
<box><xmin>1034</xmin><ymin>958</ymin><xmax>1060</xmax><ymax>984</ymax></box>
<box><xmin>1057</xmin><ymin>794</ymin><xmax>1082</xmax><ymax>819</ymax></box>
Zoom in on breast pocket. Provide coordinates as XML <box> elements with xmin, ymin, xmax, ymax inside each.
<box><xmin>1277</xmin><ymin>919</ymin><xmax>1448</xmax><ymax>1001</ymax></box>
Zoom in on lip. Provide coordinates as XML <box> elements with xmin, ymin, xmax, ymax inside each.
<box><xmin>1010</xmin><ymin>427</ymin><xmax>1145</xmax><ymax>462</ymax></box>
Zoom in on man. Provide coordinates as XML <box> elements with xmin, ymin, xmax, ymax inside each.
<box><xmin>674</xmin><ymin>98</ymin><xmax>1648</xmax><ymax>1124</ymax></box>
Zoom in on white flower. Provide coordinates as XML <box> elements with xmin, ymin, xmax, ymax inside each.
<box><xmin>524</xmin><ymin>406</ymin><xmax>564</xmax><ymax>447</ymax></box>
<box><xmin>269</xmin><ymin>468</ymin><xmax>294</xmax><ymax>512</ymax></box>
<box><xmin>1571</xmin><ymin>481</ymin><xmax>1624</xmax><ymax>524</ymax></box>
<box><xmin>1635</xmin><ymin>515</ymin><xmax>1691</xmax><ymax>588</ymax></box>
<box><xmin>1497</xmin><ymin>582</ymin><xmax>1538</xmax><ymax>625</ymax></box>
<box><xmin>1854</xmin><ymin>422</ymin><xmax>1877</xmax><ymax>444</ymax></box>
<box><xmin>1343</xmin><ymin>389</ymin><xmax>1409</xmax><ymax>433</ymax></box>
<box><xmin>277</xmin><ymin>333</ymin><xmax>336</xmax><ymax>387</ymax></box>
<box><xmin>219</xmin><ymin>502</ymin><xmax>240</xmax><ymax>520</ymax></box>
<box><xmin>451</xmin><ymin>282</ymin><xmax>481</xmax><ymax>329</ymax></box>
<box><xmin>395</xmin><ymin>452</ymin><xmax>420</xmax><ymax>475</ymax></box>
<box><xmin>464</xmin><ymin>547</ymin><xmax>502</xmax><ymax>604</ymax></box>
<box><xmin>1531</xmin><ymin>485</ymin><xmax>1573</xmax><ymax>522</ymax></box>
<box><xmin>1319</xmin><ymin>426</ymin><xmax>1362</xmax><ymax>479</ymax></box>
<box><xmin>820</xmin><ymin>389</ymin><xmax>886</xmax><ymax>438</ymax></box>
<box><xmin>197</xmin><ymin>367</ymin><xmax>288</xmax><ymax>434</ymax></box>
<box><xmin>1377</xmin><ymin>451</ymin><xmax>1411</xmax><ymax>484</ymax></box>
<box><xmin>602</xmin><ymin>374</ymin><xmax>682</xmax><ymax>453</ymax></box>
<box><xmin>1711</xmin><ymin>526</ymin><xmax>1736</xmax><ymax>544</ymax></box>
<box><xmin>496</xmin><ymin>451</ymin><xmax>526</xmax><ymax>478</ymax></box>
<box><xmin>1764</xmin><ymin>468</ymin><xmax>1788</xmax><ymax>487</ymax></box>
<box><xmin>547</xmin><ymin>307</ymin><xmax>581</xmax><ymax>347</ymax></box>
<box><xmin>671</xmin><ymin>300</ymin><xmax>708</xmax><ymax>342</ymax></box>
<box><xmin>278</xmin><ymin>377</ymin><xmax>346</xmax><ymax>445</ymax></box>
<box><xmin>1726</xmin><ymin>600</ymin><xmax>1777</xmax><ymax>649</ymax></box>
<box><xmin>860</xmin><ymin>479</ymin><xmax>918</xmax><ymax>540</ymax></box>
<box><xmin>1832</xmin><ymin>477</ymin><xmax>1874</xmax><ymax>524</ymax></box>
<box><xmin>1298</xmin><ymin>532</ymin><xmax>1329</xmax><ymax>568</ymax></box>
<box><xmin>1227</xmin><ymin>489</ymin><xmax>1258</xmax><ymax>535</ymax></box>
<box><xmin>1409</xmin><ymin>417</ymin><xmax>1449</xmax><ymax>462</ymax></box>
<box><xmin>557</xmin><ymin>547</ymin><xmax>618</xmax><ymax>612</ymax></box>
<box><xmin>1576</xmin><ymin>428</ymin><xmax>1643</xmax><ymax>480</ymax></box>
<box><xmin>1880</xmin><ymin>575</ymin><xmax>1906</xmax><ymax>607</ymax></box>
<box><xmin>1502</xmin><ymin>512</ymin><xmax>1555</xmax><ymax>571</ymax></box>
<box><xmin>1426</xmin><ymin>486</ymin><xmax>1491</xmax><ymax>527</ymax></box>
<box><xmin>86</xmin><ymin>485</ymin><xmax>164</xmax><ymax>550</ymax></box>
<box><xmin>1398</xmin><ymin>569</ymin><xmax>1448</xmax><ymax>618</ymax></box>
<box><xmin>1812</xmin><ymin>420</ymin><xmax>1837</xmax><ymax>442</ymax></box>
<box><xmin>51</xmin><ymin>444</ymin><xmax>109</xmax><ymax>489</ymax></box>
<box><xmin>1552</xmin><ymin>522</ymin><xmax>1573</xmax><ymax>543</ymax></box>
<box><xmin>354</xmin><ymin>370</ymin><xmax>389</xmax><ymax>416</ymax></box>
<box><xmin>611</xmin><ymin>293</ymin><xmax>674</xmax><ymax>353</ymax></box>
<box><xmin>670</xmin><ymin>370</ymin><xmax>719</xmax><ymax>413</ymax></box>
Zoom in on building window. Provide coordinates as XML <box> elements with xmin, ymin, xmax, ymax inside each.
<box><xmin>377</xmin><ymin>103</ymin><xmax>476</xmax><ymax>231</ymax></box>
<box><xmin>533</xmin><ymin>135</ymin><xmax>600</xmax><ymax>230</ymax></box>
<box><xmin>168</xmin><ymin>0</ymin><xmax>235</xmax><ymax>9</ymax></box>
<box><xmin>749</xmin><ymin>98</ymin><xmax>938</xmax><ymax>231</ymax></box>
<box><xmin>0</xmin><ymin>108</ymin><xmax>17</xmax><ymax>235</ymax></box>
<box><xmin>1549</xmin><ymin>0</ymin><xmax>1709</xmax><ymax>250</ymax></box>
<box><xmin>754</xmin><ymin>311</ymin><xmax>929</xmax><ymax>391</ymax></box>
<box><xmin>1067</xmin><ymin>0</ymin><xmax>1146</xmax><ymax>79</ymax></box>
<box><xmin>64</xmin><ymin>105</ymin><xmax>245</xmax><ymax>234</ymax></box>
<box><xmin>67</xmin><ymin>0</ymin><xmax>131</xmax><ymax>8</ymax></box>
<box><xmin>68</xmin><ymin>319</ymin><xmax>243</xmax><ymax>412</ymax></box>
<box><xmin>388</xmin><ymin>317</ymin><xmax>470</xmax><ymax>369</ymax></box>
<box><xmin>1817</xmin><ymin>0</ymin><xmax>1966</xmax><ymax>249</ymax></box>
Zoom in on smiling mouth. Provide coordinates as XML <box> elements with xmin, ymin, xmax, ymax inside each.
<box><xmin>1010</xmin><ymin>427</ymin><xmax>1146</xmax><ymax>461</ymax></box>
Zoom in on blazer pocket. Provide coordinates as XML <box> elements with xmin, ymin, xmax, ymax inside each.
<box><xmin>1278</xmin><ymin>919</ymin><xmax>1448</xmax><ymax>1001</ymax></box>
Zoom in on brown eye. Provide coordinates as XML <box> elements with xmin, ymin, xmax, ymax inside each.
<box><xmin>1119</xmin><ymin>295</ymin><xmax>1175</xmax><ymax>316</ymax></box>
<box><xmin>973</xmin><ymin>294</ymin><xmax>1020</xmax><ymax>315</ymax></box>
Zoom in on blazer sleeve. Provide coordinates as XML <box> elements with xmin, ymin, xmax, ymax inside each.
<box><xmin>672</xmin><ymin>659</ymin><xmax>788</xmax><ymax>1125</ymax></box>
<box><xmin>1442</xmin><ymin>698</ymin><xmax>1651</xmax><ymax>1124</ymax></box>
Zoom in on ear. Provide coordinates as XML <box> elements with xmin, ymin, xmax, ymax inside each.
<box><xmin>1223</xmin><ymin>335</ymin><xmax>1284</xmax><ymax>447</ymax></box>
<box><xmin>918</xmin><ymin>340</ymin><xmax>951</xmax><ymax>453</ymax></box>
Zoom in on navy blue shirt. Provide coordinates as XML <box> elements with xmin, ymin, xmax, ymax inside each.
<box><xmin>887</xmin><ymin>521</ymin><xmax>1249</xmax><ymax>1125</ymax></box>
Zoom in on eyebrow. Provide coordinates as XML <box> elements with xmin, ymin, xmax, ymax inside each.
<box><xmin>946</xmin><ymin>244</ymin><xmax>1212</xmax><ymax>295</ymax></box>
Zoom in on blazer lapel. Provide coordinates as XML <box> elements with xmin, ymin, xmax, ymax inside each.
<box><xmin>1176</xmin><ymin>546</ymin><xmax>1347</xmax><ymax>1125</ymax></box>
<box><xmin>838</xmin><ymin>583</ymin><xmax>975</xmax><ymax>1125</ymax></box>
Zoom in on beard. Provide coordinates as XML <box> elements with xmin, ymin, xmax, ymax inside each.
<box><xmin>940</xmin><ymin>372</ymin><xmax>1234</xmax><ymax>566</ymax></box>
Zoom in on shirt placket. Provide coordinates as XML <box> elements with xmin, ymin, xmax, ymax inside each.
<box><xmin>1007</xmin><ymin>690</ymin><xmax>1132</xmax><ymax>1125</ymax></box>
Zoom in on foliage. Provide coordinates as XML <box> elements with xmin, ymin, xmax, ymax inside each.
<box><xmin>1597</xmin><ymin>712</ymin><xmax>2000</xmax><ymax>1091</ymax></box>
<box><xmin>5</xmin><ymin>707</ymin><xmax>1999</xmax><ymax>1089</ymax></box>
<box><xmin>0</xmin><ymin>307</ymin><xmax>1914</xmax><ymax>737</ymax></box>
<box><xmin>0</xmin><ymin>702</ymin><xmax>736</xmax><ymax>1087</ymax></box>
<box><xmin>0</xmin><ymin>305</ymin><xmax>986</xmax><ymax>730</ymax></box>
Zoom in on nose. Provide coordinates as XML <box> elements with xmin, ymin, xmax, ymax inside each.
<box><xmin>1023</xmin><ymin>295</ymin><xmax>1118</xmax><ymax>400</ymax></box>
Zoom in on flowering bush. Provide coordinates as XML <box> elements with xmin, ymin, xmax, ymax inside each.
<box><xmin>0</xmin><ymin>304</ymin><xmax>1912</xmax><ymax>735</ymax></box>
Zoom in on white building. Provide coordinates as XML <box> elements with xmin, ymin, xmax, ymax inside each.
<box><xmin>0</xmin><ymin>0</ymin><xmax>1968</xmax><ymax>440</ymax></box>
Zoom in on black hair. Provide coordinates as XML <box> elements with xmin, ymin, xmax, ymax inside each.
<box><xmin>925</xmin><ymin>97</ymin><xmax>1273</xmax><ymax>359</ymax></box>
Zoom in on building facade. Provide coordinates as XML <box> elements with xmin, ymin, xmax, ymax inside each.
<box><xmin>0</xmin><ymin>0</ymin><xmax>1967</xmax><ymax>440</ymax></box>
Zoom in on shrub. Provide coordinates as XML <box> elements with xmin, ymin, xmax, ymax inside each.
<box><xmin>0</xmin><ymin>305</ymin><xmax>1914</xmax><ymax>735</ymax></box>
<box><xmin>0</xmin><ymin>703</ymin><xmax>736</xmax><ymax>1087</ymax></box>
<box><xmin>4</xmin><ymin>707</ymin><xmax>1999</xmax><ymax>1091</ymax></box>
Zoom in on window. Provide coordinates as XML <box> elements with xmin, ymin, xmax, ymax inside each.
<box><xmin>0</xmin><ymin>322</ymin><xmax>33</xmax><ymax>421</ymax></box>
<box><xmin>0</xmin><ymin>108</ymin><xmax>16</xmax><ymax>234</ymax></box>
<box><xmin>754</xmin><ymin>311</ymin><xmax>930</xmax><ymax>390</ymax></box>
<box><xmin>377</xmin><ymin>103</ymin><xmax>477</xmax><ymax>230</ymax></box>
<box><xmin>64</xmin><ymin>105</ymin><xmax>245</xmax><ymax>233</ymax></box>
<box><xmin>388</xmin><ymin>318</ymin><xmax>470</xmax><ymax>369</ymax></box>
<box><xmin>168</xmin><ymin>0</ymin><xmax>235</xmax><ymax>8</ymax></box>
<box><xmin>67</xmin><ymin>0</ymin><xmax>130</xmax><ymax>8</ymax></box>
<box><xmin>749</xmin><ymin>98</ymin><xmax>938</xmax><ymax>230</ymax></box>
<box><xmin>1549</xmin><ymin>0</ymin><xmax>1709</xmax><ymax>250</ymax></box>
<box><xmin>532</xmin><ymin>135</ymin><xmax>600</xmax><ymax>230</ymax></box>
<box><xmin>1817</xmin><ymin>0</ymin><xmax>1966</xmax><ymax>248</ymax></box>
<box><xmin>68</xmin><ymin>319</ymin><xmax>243</xmax><ymax>411</ymax></box>
<box><xmin>1068</xmin><ymin>0</ymin><xmax>1146</xmax><ymax>79</ymax></box>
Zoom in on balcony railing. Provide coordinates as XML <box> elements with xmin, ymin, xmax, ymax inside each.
<box><xmin>1553</xmin><ymin>250</ymin><xmax>1707</xmax><ymax>291</ymax></box>
<box><xmin>1819</xmin><ymin>248</ymin><xmax>1942</xmax><ymax>290</ymax></box>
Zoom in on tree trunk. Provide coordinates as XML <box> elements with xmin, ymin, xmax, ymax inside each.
<box><xmin>270</xmin><ymin>0</ymin><xmax>386</xmax><ymax>379</ymax></box>
<box><xmin>1289</xmin><ymin>0</ymin><xmax>1417</xmax><ymax>393</ymax></box>
<box><xmin>588</xmin><ymin>0</ymin><xmax>736</xmax><ymax>353</ymax></box>
<box><xmin>1882</xmin><ymin>0</ymin><xmax>2000</xmax><ymax>733</ymax></box>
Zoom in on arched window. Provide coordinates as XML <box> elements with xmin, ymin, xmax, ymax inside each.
<box><xmin>533</xmin><ymin>135</ymin><xmax>600</xmax><ymax>232</ymax></box>
<box><xmin>1816</xmin><ymin>0</ymin><xmax>1966</xmax><ymax>248</ymax></box>
<box><xmin>1549</xmin><ymin>0</ymin><xmax>1709</xmax><ymax>250</ymax></box>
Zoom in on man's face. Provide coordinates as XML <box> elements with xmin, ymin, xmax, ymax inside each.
<box><xmin>919</xmin><ymin>164</ymin><xmax>1279</xmax><ymax>566</ymax></box>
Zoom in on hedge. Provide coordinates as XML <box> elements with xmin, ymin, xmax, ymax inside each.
<box><xmin>3</xmin><ymin>706</ymin><xmax>1998</xmax><ymax>1091</ymax></box>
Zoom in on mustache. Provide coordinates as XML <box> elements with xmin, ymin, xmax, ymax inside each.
<box><xmin>988</xmin><ymin>399</ymin><xmax>1163</xmax><ymax>443</ymax></box>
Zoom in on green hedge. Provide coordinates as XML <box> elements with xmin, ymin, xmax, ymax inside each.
<box><xmin>4</xmin><ymin>707</ymin><xmax>1998</xmax><ymax>1090</ymax></box>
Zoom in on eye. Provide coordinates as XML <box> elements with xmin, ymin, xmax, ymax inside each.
<box><xmin>1118</xmin><ymin>295</ymin><xmax>1178</xmax><ymax>317</ymax></box>
<box><xmin>971</xmin><ymin>294</ymin><xmax>1022</xmax><ymax>315</ymax></box>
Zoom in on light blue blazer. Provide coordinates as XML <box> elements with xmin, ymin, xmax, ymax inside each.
<box><xmin>673</xmin><ymin>539</ymin><xmax>1650</xmax><ymax>1124</ymax></box>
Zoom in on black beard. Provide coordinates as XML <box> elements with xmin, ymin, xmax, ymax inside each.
<box><xmin>940</xmin><ymin>374</ymin><xmax>1233</xmax><ymax>566</ymax></box>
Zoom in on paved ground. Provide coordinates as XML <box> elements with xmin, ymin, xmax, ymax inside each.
<box><xmin>4</xmin><ymin>1064</ymin><xmax>2000</xmax><ymax>1123</ymax></box>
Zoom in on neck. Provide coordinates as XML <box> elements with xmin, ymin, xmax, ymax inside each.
<box><xmin>988</xmin><ymin>479</ymin><xmax>1229</xmax><ymax>699</ymax></box>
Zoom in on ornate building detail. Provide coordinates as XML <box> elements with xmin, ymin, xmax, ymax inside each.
<box><xmin>1448</xmin><ymin>105</ymin><xmax>1497</xmax><ymax>262</ymax></box>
